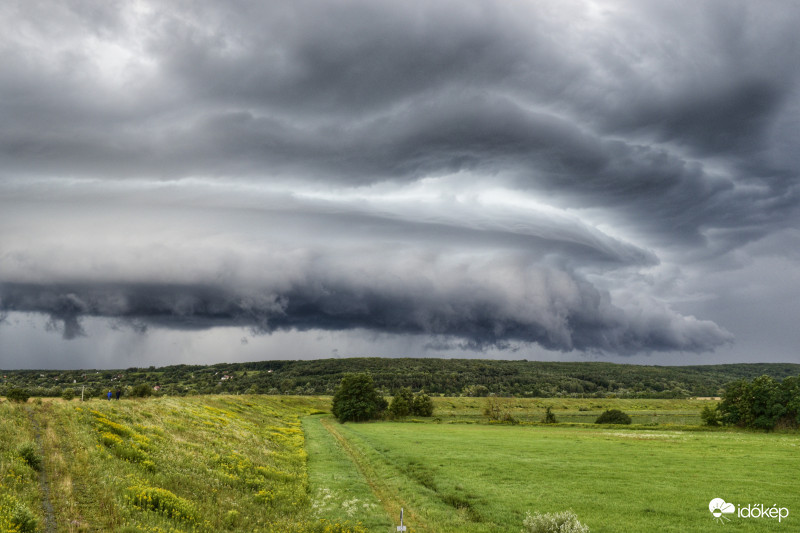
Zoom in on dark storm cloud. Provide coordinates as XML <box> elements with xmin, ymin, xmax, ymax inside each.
<box><xmin>2</xmin><ymin>0</ymin><xmax>799</xmax><ymax>361</ymax></box>
<box><xmin>0</xmin><ymin>256</ymin><xmax>731</xmax><ymax>354</ymax></box>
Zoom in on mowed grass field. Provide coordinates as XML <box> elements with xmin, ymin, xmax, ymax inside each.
<box><xmin>1</xmin><ymin>395</ymin><xmax>798</xmax><ymax>532</ymax></box>
<box><xmin>320</xmin><ymin>421</ymin><xmax>799</xmax><ymax>532</ymax></box>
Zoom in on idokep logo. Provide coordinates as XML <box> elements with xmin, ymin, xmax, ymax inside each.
<box><xmin>709</xmin><ymin>498</ymin><xmax>735</xmax><ymax>524</ymax></box>
<box><xmin>709</xmin><ymin>498</ymin><xmax>789</xmax><ymax>525</ymax></box>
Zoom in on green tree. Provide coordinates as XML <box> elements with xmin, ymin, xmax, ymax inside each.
<box><xmin>719</xmin><ymin>374</ymin><xmax>800</xmax><ymax>430</ymax></box>
<box><xmin>411</xmin><ymin>392</ymin><xmax>434</xmax><ymax>417</ymax></box>
<box><xmin>331</xmin><ymin>373</ymin><xmax>387</xmax><ymax>423</ymax></box>
<box><xmin>778</xmin><ymin>376</ymin><xmax>800</xmax><ymax>427</ymax></box>
<box><xmin>389</xmin><ymin>387</ymin><xmax>413</xmax><ymax>418</ymax></box>
<box><xmin>6</xmin><ymin>388</ymin><xmax>30</xmax><ymax>403</ymax></box>
<box><xmin>749</xmin><ymin>375</ymin><xmax>784</xmax><ymax>429</ymax></box>
<box><xmin>542</xmin><ymin>406</ymin><xmax>557</xmax><ymax>424</ymax></box>
<box><xmin>718</xmin><ymin>379</ymin><xmax>752</xmax><ymax>427</ymax></box>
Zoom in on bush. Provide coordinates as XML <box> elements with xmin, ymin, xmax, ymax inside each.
<box><xmin>12</xmin><ymin>503</ymin><xmax>38</xmax><ymax>533</ymax></box>
<box><xmin>222</xmin><ymin>510</ymin><xmax>240</xmax><ymax>529</ymax></box>
<box><xmin>388</xmin><ymin>388</ymin><xmax>413</xmax><ymax>418</ymax></box>
<box><xmin>332</xmin><ymin>373</ymin><xmax>387</xmax><ymax>423</ymax></box>
<box><xmin>6</xmin><ymin>388</ymin><xmax>30</xmax><ymax>403</ymax></box>
<box><xmin>542</xmin><ymin>406</ymin><xmax>557</xmax><ymax>424</ymax></box>
<box><xmin>411</xmin><ymin>392</ymin><xmax>434</xmax><ymax>417</ymax></box>
<box><xmin>127</xmin><ymin>383</ymin><xmax>152</xmax><ymax>398</ymax></box>
<box><xmin>522</xmin><ymin>510</ymin><xmax>590</xmax><ymax>533</ymax></box>
<box><xmin>17</xmin><ymin>442</ymin><xmax>42</xmax><ymax>472</ymax></box>
<box><xmin>484</xmin><ymin>396</ymin><xmax>518</xmax><ymax>424</ymax></box>
<box><xmin>61</xmin><ymin>388</ymin><xmax>76</xmax><ymax>401</ymax></box>
<box><xmin>389</xmin><ymin>389</ymin><xmax>435</xmax><ymax>418</ymax></box>
<box><xmin>595</xmin><ymin>409</ymin><xmax>631</xmax><ymax>425</ymax></box>
<box><xmin>126</xmin><ymin>485</ymin><xmax>198</xmax><ymax>522</ymax></box>
<box><xmin>0</xmin><ymin>494</ymin><xmax>38</xmax><ymax>533</ymax></box>
<box><xmin>700</xmin><ymin>405</ymin><xmax>721</xmax><ymax>426</ymax></box>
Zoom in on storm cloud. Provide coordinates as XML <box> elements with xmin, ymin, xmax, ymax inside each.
<box><xmin>2</xmin><ymin>0</ymin><xmax>799</xmax><ymax>367</ymax></box>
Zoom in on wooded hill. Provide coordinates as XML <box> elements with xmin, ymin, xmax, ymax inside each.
<box><xmin>3</xmin><ymin>358</ymin><xmax>799</xmax><ymax>399</ymax></box>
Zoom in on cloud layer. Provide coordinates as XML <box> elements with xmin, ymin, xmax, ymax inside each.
<box><xmin>2</xmin><ymin>0</ymin><xmax>799</xmax><ymax>365</ymax></box>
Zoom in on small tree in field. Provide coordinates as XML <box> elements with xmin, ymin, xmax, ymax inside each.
<box><xmin>389</xmin><ymin>388</ymin><xmax>435</xmax><ymax>418</ymax></box>
<box><xmin>595</xmin><ymin>409</ymin><xmax>631</xmax><ymax>425</ymax></box>
<box><xmin>6</xmin><ymin>388</ymin><xmax>30</xmax><ymax>403</ymax></box>
<box><xmin>411</xmin><ymin>392</ymin><xmax>434</xmax><ymax>417</ymax></box>
<box><xmin>388</xmin><ymin>388</ymin><xmax>413</xmax><ymax>418</ymax></box>
<box><xmin>332</xmin><ymin>373</ymin><xmax>387</xmax><ymax>423</ymax></box>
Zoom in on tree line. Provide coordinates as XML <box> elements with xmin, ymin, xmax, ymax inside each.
<box><xmin>2</xmin><ymin>358</ymin><xmax>799</xmax><ymax>400</ymax></box>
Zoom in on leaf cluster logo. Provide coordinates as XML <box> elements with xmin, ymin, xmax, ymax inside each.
<box><xmin>709</xmin><ymin>497</ymin><xmax>789</xmax><ymax>525</ymax></box>
<box><xmin>709</xmin><ymin>498</ymin><xmax>735</xmax><ymax>524</ymax></box>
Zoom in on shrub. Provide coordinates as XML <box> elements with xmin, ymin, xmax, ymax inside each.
<box><xmin>390</xmin><ymin>389</ymin><xmax>435</xmax><ymax>418</ymax></box>
<box><xmin>6</xmin><ymin>388</ymin><xmax>30</xmax><ymax>403</ymax></box>
<box><xmin>222</xmin><ymin>510</ymin><xmax>240</xmax><ymax>529</ymax></box>
<box><xmin>463</xmin><ymin>384</ymin><xmax>490</xmax><ymax>397</ymax></box>
<box><xmin>17</xmin><ymin>442</ymin><xmax>42</xmax><ymax>471</ymax></box>
<box><xmin>542</xmin><ymin>406</ymin><xmax>557</xmax><ymax>424</ymax></box>
<box><xmin>522</xmin><ymin>510</ymin><xmax>590</xmax><ymax>533</ymax></box>
<box><xmin>61</xmin><ymin>388</ymin><xmax>76</xmax><ymax>401</ymax></box>
<box><xmin>126</xmin><ymin>485</ymin><xmax>198</xmax><ymax>522</ymax></box>
<box><xmin>128</xmin><ymin>383</ymin><xmax>152</xmax><ymax>398</ymax></box>
<box><xmin>484</xmin><ymin>396</ymin><xmax>518</xmax><ymax>424</ymax></box>
<box><xmin>11</xmin><ymin>502</ymin><xmax>38</xmax><ymax>533</ymax></box>
<box><xmin>332</xmin><ymin>373</ymin><xmax>387</xmax><ymax>423</ymax></box>
<box><xmin>700</xmin><ymin>405</ymin><xmax>721</xmax><ymax>426</ymax></box>
<box><xmin>411</xmin><ymin>392</ymin><xmax>434</xmax><ymax>417</ymax></box>
<box><xmin>595</xmin><ymin>409</ymin><xmax>631</xmax><ymax>425</ymax></box>
<box><xmin>388</xmin><ymin>388</ymin><xmax>413</xmax><ymax>418</ymax></box>
<box><xmin>0</xmin><ymin>494</ymin><xmax>38</xmax><ymax>533</ymax></box>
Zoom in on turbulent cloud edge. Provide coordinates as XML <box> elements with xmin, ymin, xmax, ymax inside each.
<box><xmin>0</xmin><ymin>266</ymin><xmax>733</xmax><ymax>354</ymax></box>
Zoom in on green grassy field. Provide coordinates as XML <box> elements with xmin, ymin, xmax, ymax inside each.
<box><xmin>429</xmin><ymin>397</ymin><xmax>710</xmax><ymax>425</ymax></box>
<box><xmin>1</xmin><ymin>395</ymin><xmax>798</xmax><ymax>532</ymax></box>
<box><xmin>323</xmin><ymin>421</ymin><xmax>799</xmax><ymax>532</ymax></box>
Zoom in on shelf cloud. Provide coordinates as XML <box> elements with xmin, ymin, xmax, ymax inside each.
<box><xmin>2</xmin><ymin>0</ymin><xmax>799</xmax><ymax>367</ymax></box>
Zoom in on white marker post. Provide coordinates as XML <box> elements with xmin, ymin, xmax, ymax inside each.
<box><xmin>397</xmin><ymin>507</ymin><xmax>406</xmax><ymax>532</ymax></box>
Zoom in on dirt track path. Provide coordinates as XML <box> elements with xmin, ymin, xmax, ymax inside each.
<box><xmin>26</xmin><ymin>406</ymin><xmax>57</xmax><ymax>533</ymax></box>
<box><xmin>319</xmin><ymin>417</ymin><xmax>431</xmax><ymax>532</ymax></box>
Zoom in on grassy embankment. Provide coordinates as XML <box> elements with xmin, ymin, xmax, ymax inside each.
<box><xmin>0</xmin><ymin>400</ymin><xmax>44</xmax><ymax>532</ymax></box>
<box><xmin>0</xmin><ymin>395</ymin><xmax>370</xmax><ymax>533</ymax></box>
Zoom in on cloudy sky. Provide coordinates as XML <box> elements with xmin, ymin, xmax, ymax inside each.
<box><xmin>1</xmin><ymin>0</ymin><xmax>799</xmax><ymax>369</ymax></box>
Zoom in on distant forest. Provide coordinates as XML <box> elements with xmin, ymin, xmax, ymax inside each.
<box><xmin>3</xmin><ymin>358</ymin><xmax>800</xmax><ymax>399</ymax></box>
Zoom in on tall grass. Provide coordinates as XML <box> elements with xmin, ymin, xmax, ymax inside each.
<box><xmin>8</xmin><ymin>396</ymin><xmax>338</xmax><ymax>532</ymax></box>
<box><xmin>0</xmin><ymin>401</ymin><xmax>43</xmax><ymax>533</ymax></box>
